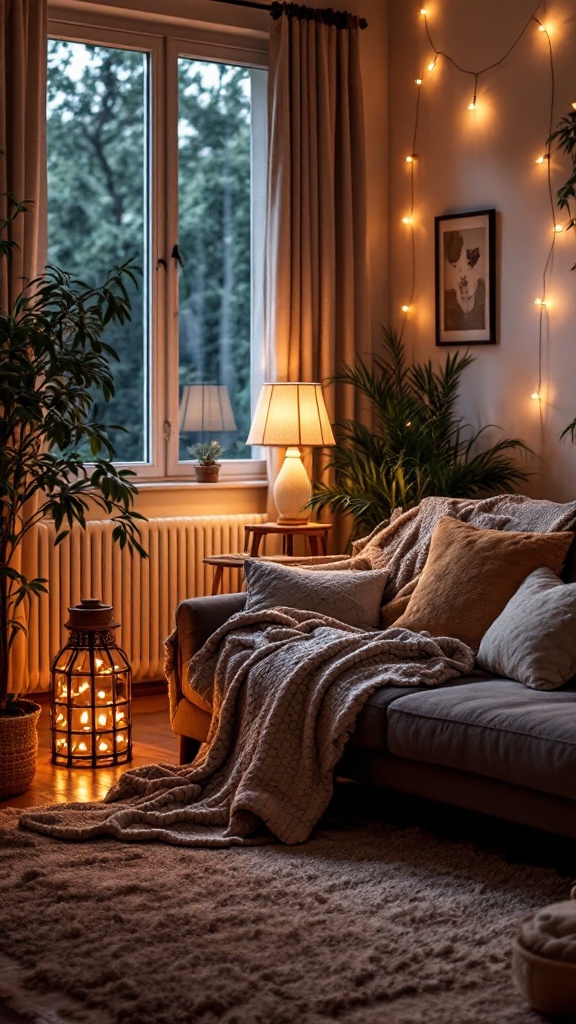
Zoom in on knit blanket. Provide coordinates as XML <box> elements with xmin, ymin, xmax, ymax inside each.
<box><xmin>309</xmin><ymin>494</ymin><xmax>576</xmax><ymax>600</ymax></box>
<box><xmin>19</xmin><ymin>609</ymin><xmax>473</xmax><ymax>847</ymax></box>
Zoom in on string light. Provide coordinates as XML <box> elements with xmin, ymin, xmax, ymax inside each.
<box><xmin>468</xmin><ymin>74</ymin><xmax>478</xmax><ymax>111</ymax></box>
<box><xmin>405</xmin><ymin>154</ymin><xmax>416</xmax><ymax>163</ymax></box>
<box><xmin>531</xmin><ymin>391</ymin><xmax>541</xmax><ymax>401</ymax></box>
<box><xmin>401</xmin><ymin>0</ymin><xmax>564</xmax><ymax>408</ymax></box>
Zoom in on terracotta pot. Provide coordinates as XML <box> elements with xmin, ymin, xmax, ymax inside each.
<box><xmin>0</xmin><ymin>698</ymin><xmax>41</xmax><ymax>798</ymax></box>
<box><xmin>194</xmin><ymin>464</ymin><xmax>220</xmax><ymax>483</ymax></box>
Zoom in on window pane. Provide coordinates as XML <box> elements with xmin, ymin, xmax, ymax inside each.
<box><xmin>47</xmin><ymin>40</ymin><xmax>150</xmax><ymax>463</ymax></box>
<box><xmin>177</xmin><ymin>59</ymin><xmax>252</xmax><ymax>462</ymax></box>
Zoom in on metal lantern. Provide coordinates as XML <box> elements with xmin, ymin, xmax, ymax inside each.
<box><xmin>51</xmin><ymin>599</ymin><xmax>132</xmax><ymax>768</ymax></box>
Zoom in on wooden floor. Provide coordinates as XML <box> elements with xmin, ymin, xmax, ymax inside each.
<box><xmin>0</xmin><ymin>691</ymin><xmax>180</xmax><ymax>810</ymax></box>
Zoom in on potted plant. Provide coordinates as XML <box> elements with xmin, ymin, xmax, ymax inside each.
<box><xmin>188</xmin><ymin>439</ymin><xmax>225</xmax><ymax>483</ymax></box>
<box><xmin>308</xmin><ymin>326</ymin><xmax>532</xmax><ymax>540</ymax></box>
<box><xmin>0</xmin><ymin>199</ymin><xmax>147</xmax><ymax>798</ymax></box>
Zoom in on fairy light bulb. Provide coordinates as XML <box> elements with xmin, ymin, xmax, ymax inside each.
<box><xmin>531</xmin><ymin>391</ymin><xmax>541</xmax><ymax>401</ymax></box>
<box><xmin>427</xmin><ymin>58</ymin><xmax>437</xmax><ymax>72</ymax></box>
<box><xmin>405</xmin><ymin>154</ymin><xmax>416</xmax><ymax>163</ymax></box>
<box><xmin>572</xmin><ymin>101</ymin><xmax>576</xmax><ymax>110</ymax></box>
<box><xmin>401</xmin><ymin>304</ymin><xmax>411</xmax><ymax>313</ymax></box>
<box><xmin>415</xmin><ymin>77</ymin><xmax>423</xmax><ymax>86</ymax></box>
<box><xmin>402</xmin><ymin>215</ymin><xmax>413</xmax><ymax>225</ymax></box>
<box><xmin>468</xmin><ymin>99</ymin><xmax>476</xmax><ymax>111</ymax></box>
<box><xmin>420</xmin><ymin>7</ymin><xmax>428</xmax><ymax>14</ymax></box>
<box><xmin>535</xmin><ymin>155</ymin><xmax>547</xmax><ymax>164</ymax></box>
<box><xmin>534</xmin><ymin>297</ymin><xmax>547</xmax><ymax>307</ymax></box>
<box><xmin>554</xmin><ymin>223</ymin><xmax>564</xmax><ymax>233</ymax></box>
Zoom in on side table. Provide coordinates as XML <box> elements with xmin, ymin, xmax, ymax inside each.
<box><xmin>203</xmin><ymin>554</ymin><xmax>246</xmax><ymax>596</ymax></box>
<box><xmin>243</xmin><ymin>521</ymin><xmax>332</xmax><ymax>557</ymax></box>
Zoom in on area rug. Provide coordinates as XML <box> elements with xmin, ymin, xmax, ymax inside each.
<box><xmin>0</xmin><ymin>795</ymin><xmax>572</xmax><ymax>1024</ymax></box>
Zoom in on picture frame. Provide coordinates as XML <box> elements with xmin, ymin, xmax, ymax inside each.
<box><xmin>435</xmin><ymin>209</ymin><xmax>496</xmax><ymax>346</ymax></box>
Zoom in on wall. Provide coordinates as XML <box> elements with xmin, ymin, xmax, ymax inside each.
<box><xmin>388</xmin><ymin>0</ymin><xmax>576</xmax><ymax>501</ymax></box>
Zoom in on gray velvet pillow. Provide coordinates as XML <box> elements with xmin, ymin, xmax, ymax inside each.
<box><xmin>476</xmin><ymin>568</ymin><xmax>576</xmax><ymax>690</ymax></box>
<box><xmin>243</xmin><ymin>558</ymin><xmax>389</xmax><ymax>630</ymax></box>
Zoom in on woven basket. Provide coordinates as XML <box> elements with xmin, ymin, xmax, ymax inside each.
<box><xmin>0</xmin><ymin>699</ymin><xmax>42</xmax><ymax>799</ymax></box>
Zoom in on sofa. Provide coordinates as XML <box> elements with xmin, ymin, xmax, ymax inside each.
<box><xmin>165</xmin><ymin>496</ymin><xmax>576</xmax><ymax>841</ymax></box>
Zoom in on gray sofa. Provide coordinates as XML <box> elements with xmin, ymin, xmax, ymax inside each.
<box><xmin>166</xmin><ymin>588</ymin><xmax>576</xmax><ymax>842</ymax></box>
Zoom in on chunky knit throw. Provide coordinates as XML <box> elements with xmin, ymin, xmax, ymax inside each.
<box><xmin>20</xmin><ymin>609</ymin><xmax>473</xmax><ymax>846</ymax></box>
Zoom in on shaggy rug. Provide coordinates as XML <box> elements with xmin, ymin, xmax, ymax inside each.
<box><xmin>0</xmin><ymin>793</ymin><xmax>573</xmax><ymax>1024</ymax></box>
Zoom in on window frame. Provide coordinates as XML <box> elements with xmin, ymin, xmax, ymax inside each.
<box><xmin>47</xmin><ymin>4</ymin><xmax>269</xmax><ymax>484</ymax></box>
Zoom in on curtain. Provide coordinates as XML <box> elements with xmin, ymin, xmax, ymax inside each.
<box><xmin>0</xmin><ymin>0</ymin><xmax>48</xmax><ymax>693</ymax></box>
<box><xmin>0</xmin><ymin>0</ymin><xmax>47</xmax><ymax>306</ymax></box>
<box><xmin>264</xmin><ymin>2</ymin><xmax>369</xmax><ymax>539</ymax></box>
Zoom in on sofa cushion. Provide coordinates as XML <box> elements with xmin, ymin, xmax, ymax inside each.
<box><xmin>386</xmin><ymin>680</ymin><xmax>576</xmax><ymax>800</ymax></box>
<box><xmin>393</xmin><ymin>518</ymin><xmax>573</xmax><ymax>650</ymax></box>
<box><xmin>477</xmin><ymin>568</ymin><xmax>576</xmax><ymax>690</ymax></box>
<box><xmin>350</xmin><ymin>673</ymin><xmax>488</xmax><ymax>751</ymax></box>
<box><xmin>243</xmin><ymin>558</ymin><xmax>389</xmax><ymax>630</ymax></box>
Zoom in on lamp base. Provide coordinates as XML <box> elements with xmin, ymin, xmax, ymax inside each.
<box><xmin>273</xmin><ymin>447</ymin><xmax>311</xmax><ymax>524</ymax></box>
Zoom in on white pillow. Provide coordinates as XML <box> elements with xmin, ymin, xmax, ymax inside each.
<box><xmin>476</xmin><ymin>567</ymin><xmax>576</xmax><ymax>690</ymax></box>
<box><xmin>243</xmin><ymin>558</ymin><xmax>389</xmax><ymax>630</ymax></box>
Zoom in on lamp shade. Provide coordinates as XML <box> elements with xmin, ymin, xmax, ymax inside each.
<box><xmin>246</xmin><ymin>383</ymin><xmax>335</xmax><ymax>447</ymax></box>
<box><xmin>179</xmin><ymin>384</ymin><xmax>237</xmax><ymax>433</ymax></box>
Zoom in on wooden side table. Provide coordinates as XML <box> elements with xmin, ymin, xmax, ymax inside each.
<box><xmin>203</xmin><ymin>554</ymin><xmax>246</xmax><ymax>596</ymax></box>
<box><xmin>243</xmin><ymin>521</ymin><xmax>332</xmax><ymax>557</ymax></box>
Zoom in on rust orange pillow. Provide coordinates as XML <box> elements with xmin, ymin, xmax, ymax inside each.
<box><xmin>394</xmin><ymin>517</ymin><xmax>573</xmax><ymax>650</ymax></box>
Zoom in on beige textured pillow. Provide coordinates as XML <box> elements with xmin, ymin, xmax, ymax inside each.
<box><xmin>394</xmin><ymin>517</ymin><xmax>573</xmax><ymax>650</ymax></box>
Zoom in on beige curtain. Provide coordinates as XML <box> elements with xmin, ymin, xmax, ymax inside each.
<box><xmin>0</xmin><ymin>0</ymin><xmax>48</xmax><ymax>692</ymax></box>
<box><xmin>0</xmin><ymin>0</ymin><xmax>47</xmax><ymax>305</ymax></box>
<box><xmin>264</xmin><ymin>5</ymin><xmax>369</xmax><ymax>542</ymax></box>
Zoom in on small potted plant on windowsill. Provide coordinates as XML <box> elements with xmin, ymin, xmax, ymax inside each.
<box><xmin>188</xmin><ymin>440</ymin><xmax>225</xmax><ymax>483</ymax></box>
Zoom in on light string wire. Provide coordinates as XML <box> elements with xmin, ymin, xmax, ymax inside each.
<box><xmin>400</xmin><ymin>0</ymin><xmax>559</xmax><ymax>410</ymax></box>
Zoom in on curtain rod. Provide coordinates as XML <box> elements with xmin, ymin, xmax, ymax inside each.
<box><xmin>209</xmin><ymin>0</ymin><xmax>368</xmax><ymax>28</ymax></box>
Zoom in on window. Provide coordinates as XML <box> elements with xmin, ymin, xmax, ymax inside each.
<box><xmin>46</xmin><ymin>16</ymin><xmax>267</xmax><ymax>480</ymax></box>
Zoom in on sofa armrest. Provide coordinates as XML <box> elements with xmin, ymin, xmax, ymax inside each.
<box><xmin>165</xmin><ymin>592</ymin><xmax>246</xmax><ymax>722</ymax></box>
<box><xmin>177</xmin><ymin>592</ymin><xmax>246</xmax><ymax>664</ymax></box>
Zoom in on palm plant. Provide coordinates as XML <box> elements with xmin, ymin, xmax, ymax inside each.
<box><xmin>308</xmin><ymin>327</ymin><xmax>532</xmax><ymax>539</ymax></box>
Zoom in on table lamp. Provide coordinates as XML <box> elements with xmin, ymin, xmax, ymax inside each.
<box><xmin>179</xmin><ymin>384</ymin><xmax>237</xmax><ymax>435</ymax></box>
<box><xmin>246</xmin><ymin>382</ymin><xmax>335</xmax><ymax>524</ymax></box>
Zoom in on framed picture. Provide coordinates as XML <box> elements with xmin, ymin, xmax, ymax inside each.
<box><xmin>435</xmin><ymin>209</ymin><xmax>496</xmax><ymax>346</ymax></box>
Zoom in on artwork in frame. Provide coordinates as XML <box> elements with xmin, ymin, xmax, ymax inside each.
<box><xmin>435</xmin><ymin>209</ymin><xmax>496</xmax><ymax>346</ymax></box>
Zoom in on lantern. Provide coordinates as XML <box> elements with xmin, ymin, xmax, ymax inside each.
<box><xmin>51</xmin><ymin>599</ymin><xmax>132</xmax><ymax>767</ymax></box>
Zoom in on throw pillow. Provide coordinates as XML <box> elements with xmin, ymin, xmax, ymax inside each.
<box><xmin>476</xmin><ymin>568</ymin><xmax>576</xmax><ymax>689</ymax></box>
<box><xmin>243</xmin><ymin>558</ymin><xmax>389</xmax><ymax>630</ymax></box>
<box><xmin>393</xmin><ymin>517</ymin><xmax>573</xmax><ymax>650</ymax></box>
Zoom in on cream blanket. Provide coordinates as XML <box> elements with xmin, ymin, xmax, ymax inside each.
<box><xmin>19</xmin><ymin>609</ymin><xmax>473</xmax><ymax>847</ymax></box>
<box><xmin>314</xmin><ymin>494</ymin><xmax>576</xmax><ymax>599</ymax></box>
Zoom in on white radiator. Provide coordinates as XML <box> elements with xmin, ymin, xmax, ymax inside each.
<box><xmin>28</xmin><ymin>514</ymin><xmax>266</xmax><ymax>691</ymax></box>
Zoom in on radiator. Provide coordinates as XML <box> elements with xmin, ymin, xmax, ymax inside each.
<box><xmin>28</xmin><ymin>514</ymin><xmax>267</xmax><ymax>691</ymax></box>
